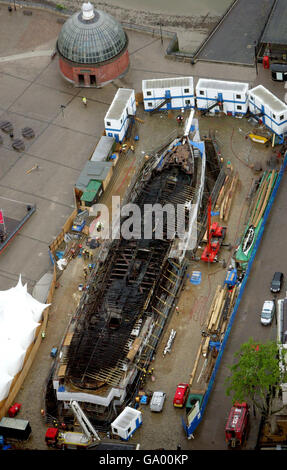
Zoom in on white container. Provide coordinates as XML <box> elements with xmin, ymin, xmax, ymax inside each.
<box><xmin>111</xmin><ymin>406</ymin><xmax>142</xmax><ymax>440</ymax></box>
<box><xmin>150</xmin><ymin>391</ymin><xmax>166</xmax><ymax>412</ymax></box>
<box><xmin>105</xmin><ymin>89</ymin><xmax>136</xmax><ymax>143</ymax></box>
<box><xmin>142</xmin><ymin>77</ymin><xmax>194</xmax><ymax>112</ymax></box>
<box><xmin>196</xmin><ymin>78</ymin><xmax>249</xmax><ymax>116</ymax></box>
<box><xmin>248</xmin><ymin>85</ymin><xmax>287</xmax><ymax>136</ymax></box>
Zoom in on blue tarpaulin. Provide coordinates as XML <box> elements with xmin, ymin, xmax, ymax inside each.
<box><xmin>189</xmin><ymin>140</ymin><xmax>205</xmax><ymax>156</ymax></box>
<box><xmin>190</xmin><ymin>271</ymin><xmax>202</xmax><ymax>285</ymax></box>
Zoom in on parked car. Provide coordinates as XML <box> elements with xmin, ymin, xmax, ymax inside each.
<box><xmin>173</xmin><ymin>383</ymin><xmax>189</xmax><ymax>408</ymax></box>
<box><xmin>270</xmin><ymin>272</ymin><xmax>283</xmax><ymax>293</ymax></box>
<box><xmin>260</xmin><ymin>300</ymin><xmax>275</xmax><ymax>326</ymax></box>
<box><xmin>150</xmin><ymin>391</ymin><xmax>166</xmax><ymax>412</ymax></box>
<box><xmin>270</xmin><ymin>63</ymin><xmax>287</xmax><ymax>82</ymax></box>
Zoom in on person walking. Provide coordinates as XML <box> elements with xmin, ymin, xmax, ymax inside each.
<box><xmin>82</xmin><ymin>96</ymin><xmax>87</xmax><ymax>107</ymax></box>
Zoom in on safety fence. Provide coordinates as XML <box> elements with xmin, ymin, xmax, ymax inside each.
<box><xmin>185</xmin><ymin>151</ymin><xmax>287</xmax><ymax>436</ymax></box>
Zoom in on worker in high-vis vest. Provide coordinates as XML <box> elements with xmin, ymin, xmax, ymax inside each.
<box><xmin>82</xmin><ymin>97</ymin><xmax>87</xmax><ymax>106</ymax></box>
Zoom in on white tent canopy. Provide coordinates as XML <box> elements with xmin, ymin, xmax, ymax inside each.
<box><xmin>0</xmin><ymin>276</ymin><xmax>49</xmax><ymax>401</ymax></box>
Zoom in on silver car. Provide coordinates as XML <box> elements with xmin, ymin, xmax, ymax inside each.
<box><xmin>150</xmin><ymin>391</ymin><xmax>166</xmax><ymax>412</ymax></box>
<box><xmin>260</xmin><ymin>300</ymin><xmax>275</xmax><ymax>326</ymax></box>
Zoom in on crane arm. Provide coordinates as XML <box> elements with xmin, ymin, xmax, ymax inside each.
<box><xmin>70</xmin><ymin>400</ymin><xmax>100</xmax><ymax>441</ymax></box>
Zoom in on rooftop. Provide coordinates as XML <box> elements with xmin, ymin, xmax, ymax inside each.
<box><xmin>196</xmin><ymin>78</ymin><xmax>249</xmax><ymax>92</ymax></box>
<box><xmin>249</xmin><ymin>85</ymin><xmax>287</xmax><ymax>113</ymax></box>
<box><xmin>57</xmin><ymin>2</ymin><xmax>128</xmax><ymax>64</ymax></box>
<box><xmin>105</xmin><ymin>88</ymin><xmax>134</xmax><ymax>121</ymax></box>
<box><xmin>143</xmin><ymin>77</ymin><xmax>193</xmax><ymax>89</ymax></box>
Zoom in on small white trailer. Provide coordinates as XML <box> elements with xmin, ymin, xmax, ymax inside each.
<box><xmin>104</xmin><ymin>88</ymin><xmax>136</xmax><ymax>143</ymax></box>
<box><xmin>142</xmin><ymin>77</ymin><xmax>194</xmax><ymax>112</ymax></box>
<box><xmin>111</xmin><ymin>406</ymin><xmax>142</xmax><ymax>440</ymax></box>
<box><xmin>195</xmin><ymin>78</ymin><xmax>249</xmax><ymax>116</ymax></box>
<box><xmin>248</xmin><ymin>84</ymin><xmax>287</xmax><ymax>138</ymax></box>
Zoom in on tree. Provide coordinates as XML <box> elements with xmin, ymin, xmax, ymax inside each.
<box><xmin>225</xmin><ymin>338</ymin><xmax>287</xmax><ymax>423</ymax></box>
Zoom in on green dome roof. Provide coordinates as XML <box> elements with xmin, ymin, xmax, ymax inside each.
<box><xmin>57</xmin><ymin>3</ymin><xmax>128</xmax><ymax>64</ymax></box>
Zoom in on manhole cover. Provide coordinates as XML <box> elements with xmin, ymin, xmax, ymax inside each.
<box><xmin>12</xmin><ymin>139</ymin><xmax>25</xmax><ymax>151</ymax></box>
<box><xmin>0</xmin><ymin>121</ymin><xmax>13</xmax><ymax>133</ymax></box>
<box><xmin>22</xmin><ymin>127</ymin><xmax>35</xmax><ymax>139</ymax></box>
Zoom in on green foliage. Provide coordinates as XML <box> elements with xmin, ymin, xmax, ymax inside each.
<box><xmin>56</xmin><ymin>4</ymin><xmax>65</xmax><ymax>10</ymax></box>
<box><xmin>225</xmin><ymin>338</ymin><xmax>287</xmax><ymax>415</ymax></box>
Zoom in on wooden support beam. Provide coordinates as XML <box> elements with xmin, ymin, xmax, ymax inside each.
<box><xmin>167</xmin><ymin>269</ymin><xmax>180</xmax><ymax>279</ymax></box>
<box><xmin>160</xmin><ymin>285</ymin><xmax>176</xmax><ymax>297</ymax></box>
<box><xmin>156</xmin><ymin>296</ymin><xmax>173</xmax><ymax>308</ymax></box>
<box><xmin>163</xmin><ymin>274</ymin><xmax>176</xmax><ymax>284</ymax></box>
<box><xmin>190</xmin><ymin>342</ymin><xmax>203</xmax><ymax>387</ymax></box>
<box><xmin>152</xmin><ymin>305</ymin><xmax>168</xmax><ymax>318</ymax></box>
<box><xmin>151</xmin><ymin>333</ymin><xmax>160</xmax><ymax>340</ymax></box>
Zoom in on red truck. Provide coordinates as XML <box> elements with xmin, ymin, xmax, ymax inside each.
<box><xmin>225</xmin><ymin>402</ymin><xmax>250</xmax><ymax>448</ymax></box>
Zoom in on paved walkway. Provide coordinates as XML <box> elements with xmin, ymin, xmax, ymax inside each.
<box><xmin>0</xmin><ymin>50</ymin><xmax>53</xmax><ymax>62</ymax></box>
<box><xmin>197</xmin><ymin>0</ymin><xmax>275</xmax><ymax>65</ymax></box>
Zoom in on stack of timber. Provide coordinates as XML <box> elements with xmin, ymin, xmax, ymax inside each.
<box><xmin>196</xmin><ymin>284</ymin><xmax>237</xmax><ymax>384</ymax></box>
<box><xmin>215</xmin><ymin>171</ymin><xmax>239</xmax><ymax>222</ymax></box>
<box><xmin>202</xmin><ymin>285</ymin><xmax>227</xmax><ymax>357</ymax></box>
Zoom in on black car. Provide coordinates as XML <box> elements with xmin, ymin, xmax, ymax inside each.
<box><xmin>270</xmin><ymin>272</ymin><xmax>284</xmax><ymax>293</ymax></box>
<box><xmin>270</xmin><ymin>63</ymin><xmax>287</xmax><ymax>82</ymax></box>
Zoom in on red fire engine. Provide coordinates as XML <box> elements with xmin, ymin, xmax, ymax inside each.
<box><xmin>201</xmin><ymin>197</ymin><xmax>226</xmax><ymax>263</ymax></box>
<box><xmin>225</xmin><ymin>402</ymin><xmax>250</xmax><ymax>448</ymax></box>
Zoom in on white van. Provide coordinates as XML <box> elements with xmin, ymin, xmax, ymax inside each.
<box><xmin>150</xmin><ymin>391</ymin><xmax>166</xmax><ymax>412</ymax></box>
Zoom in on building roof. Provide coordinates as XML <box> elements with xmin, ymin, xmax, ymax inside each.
<box><xmin>249</xmin><ymin>85</ymin><xmax>287</xmax><ymax>113</ymax></box>
<box><xmin>57</xmin><ymin>2</ymin><xmax>128</xmax><ymax>64</ymax></box>
<box><xmin>196</xmin><ymin>78</ymin><xmax>249</xmax><ymax>92</ymax></box>
<box><xmin>261</xmin><ymin>0</ymin><xmax>287</xmax><ymax>45</ymax></box>
<box><xmin>105</xmin><ymin>88</ymin><xmax>134</xmax><ymax>121</ymax></box>
<box><xmin>91</xmin><ymin>136</ymin><xmax>115</xmax><ymax>162</ymax></box>
<box><xmin>81</xmin><ymin>180</ymin><xmax>102</xmax><ymax>202</ymax></box>
<box><xmin>76</xmin><ymin>161</ymin><xmax>113</xmax><ymax>190</ymax></box>
<box><xmin>142</xmin><ymin>77</ymin><xmax>193</xmax><ymax>90</ymax></box>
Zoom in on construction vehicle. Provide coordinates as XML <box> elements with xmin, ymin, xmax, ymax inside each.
<box><xmin>201</xmin><ymin>197</ymin><xmax>226</xmax><ymax>263</ymax></box>
<box><xmin>45</xmin><ymin>400</ymin><xmax>100</xmax><ymax>450</ymax></box>
<box><xmin>225</xmin><ymin>402</ymin><xmax>250</xmax><ymax>448</ymax></box>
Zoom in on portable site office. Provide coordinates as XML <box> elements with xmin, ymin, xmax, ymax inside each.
<box><xmin>76</xmin><ymin>161</ymin><xmax>114</xmax><ymax>192</ymax></box>
<box><xmin>104</xmin><ymin>88</ymin><xmax>136</xmax><ymax>143</ymax></box>
<box><xmin>90</xmin><ymin>135</ymin><xmax>115</xmax><ymax>163</ymax></box>
<box><xmin>111</xmin><ymin>406</ymin><xmax>142</xmax><ymax>440</ymax></box>
<box><xmin>142</xmin><ymin>77</ymin><xmax>195</xmax><ymax>112</ymax></box>
<box><xmin>195</xmin><ymin>78</ymin><xmax>249</xmax><ymax>116</ymax></box>
<box><xmin>248</xmin><ymin>84</ymin><xmax>287</xmax><ymax>137</ymax></box>
<box><xmin>0</xmin><ymin>417</ymin><xmax>31</xmax><ymax>441</ymax></box>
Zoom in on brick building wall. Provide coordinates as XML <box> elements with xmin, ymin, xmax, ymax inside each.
<box><xmin>58</xmin><ymin>48</ymin><xmax>130</xmax><ymax>87</ymax></box>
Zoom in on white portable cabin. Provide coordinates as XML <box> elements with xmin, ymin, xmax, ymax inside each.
<box><xmin>111</xmin><ymin>406</ymin><xmax>142</xmax><ymax>440</ymax></box>
<box><xmin>104</xmin><ymin>88</ymin><xmax>136</xmax><ymax>143</ymax></box>
<box><xmin>248</xmin><ymin>85</ymin><xmax>287</xmax><ymax>137</ymax></box>
<box><xmin>142</xmin><ymin>77</ymin><xmax>194</xmax><ymax>112</ymax></box>
<box><xmin>196</xmin><ymin>78</ymin><xmax>249</xmax><ymax>116</ymax></box>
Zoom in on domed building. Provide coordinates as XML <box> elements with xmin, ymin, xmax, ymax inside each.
<box><xmin>57</xmin><ymin>2</ymin><xmax>130</xmax><ymax>87</ymax></box>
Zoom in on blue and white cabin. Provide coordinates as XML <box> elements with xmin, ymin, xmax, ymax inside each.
<box><xmin>104</xmin><ymin>88</ymin><xmax>136</xmax><ymax>143</ymax></box>
<box><xmin>195</xmin><ymin>78</ymin><xmax>249</xmax><ymax>116</ymax></box>
<box><xmin>111</xmin><ymin>406</ymin><xmax>142</xmax><ymax>440</ymax></box>
<box><xmin>142</xmin><ymin>77</ymin><xmax>194</xmax><ymax>112</ymax></box>
<box><xmin>248</xmin><ymin>85</ymin><xmax>287</xmax><ymax>137</ymax></box>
